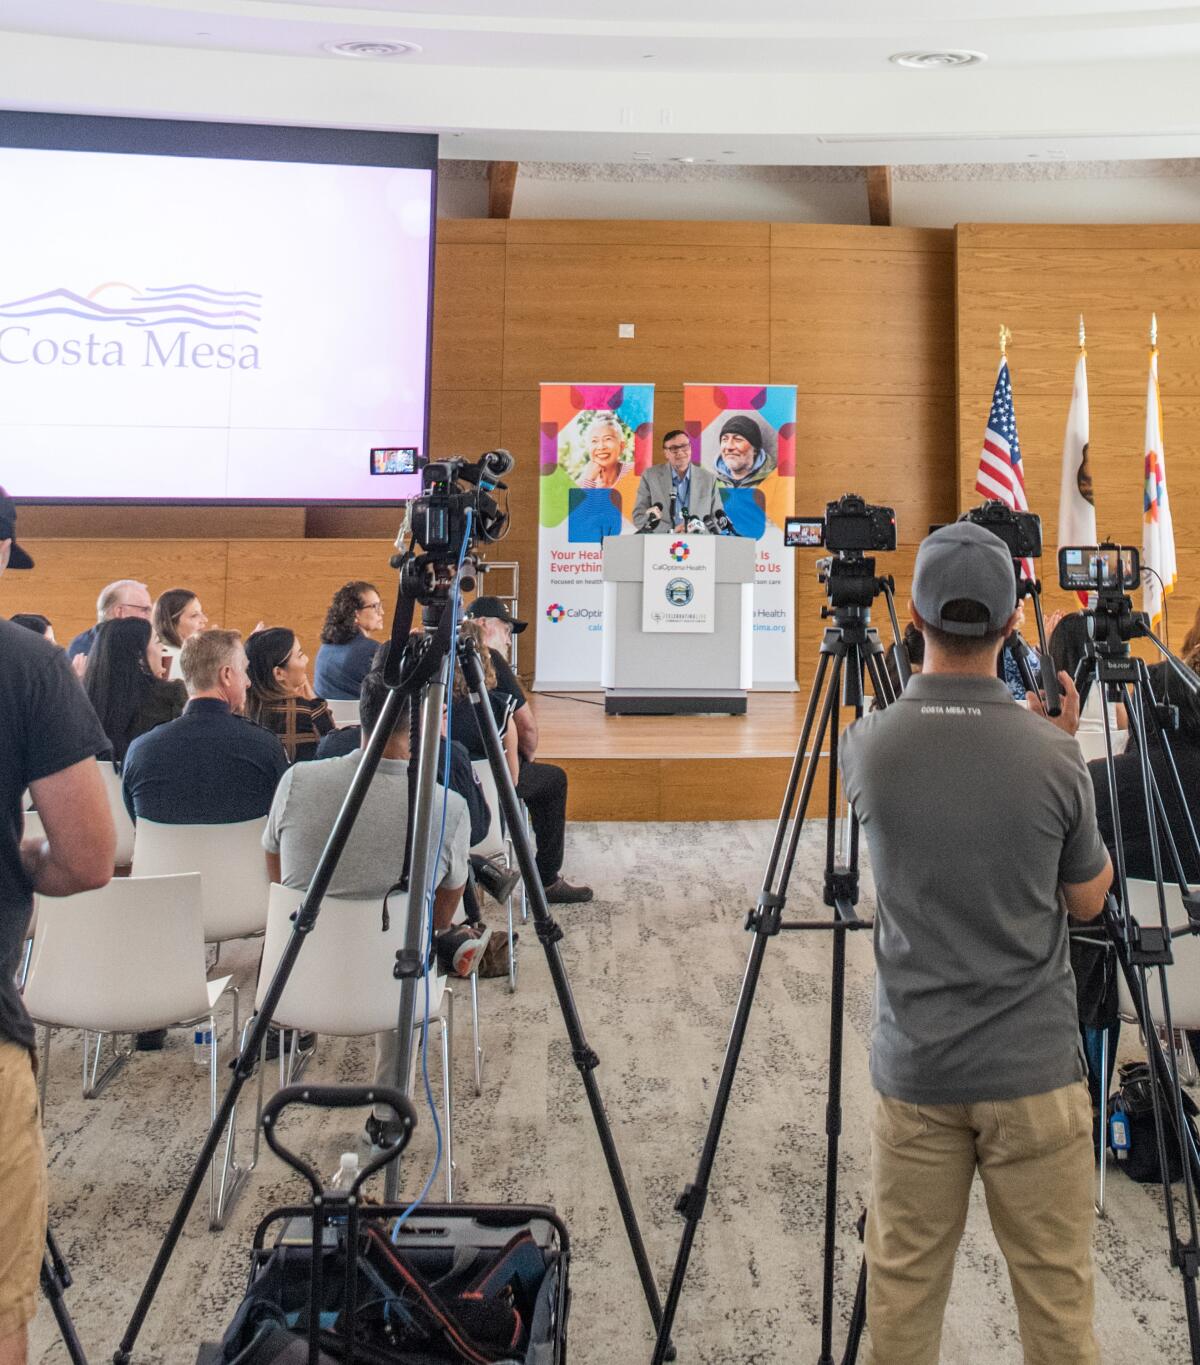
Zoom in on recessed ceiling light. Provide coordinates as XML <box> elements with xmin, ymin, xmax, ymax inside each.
<box><xmin>889</xmin><ymin>50</ymin><xmax>986</xmax><ymax>69</ymax></box>
<box><xmin>325</xmin><ymin>40</ymin><xmax>422</xmax><ymax>58</ymax></box>
<box><xmin>672</xmin><ymin>156</ymin><xmax>695</xmax><ymax>164</ymax></box>
<box><xmin>642</xmin><ymin>53</ymin><xmax>656</xmax><ymax>59</ymax></box>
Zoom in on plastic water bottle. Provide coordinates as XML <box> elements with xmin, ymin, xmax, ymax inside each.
<box><xmin>328</xmin><ymin>1152</ymin><xmax>360</xmax><ymax>1192</ymax></box>
<box><xmin>192</xmin><ymin>1026</ymin><xmax>213</xmax><ymax>1067</ymax></box>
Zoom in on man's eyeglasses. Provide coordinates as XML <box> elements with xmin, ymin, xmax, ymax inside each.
<box><xmin>664</xmin><ymin>443</ymin><xmax>691</xmax><ymax>455</ymax></box>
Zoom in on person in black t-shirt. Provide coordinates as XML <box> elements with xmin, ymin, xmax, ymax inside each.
<box><xmin>465</xmin><ymin>598</ymin><xmax>593</xmax><ymax>904</ymax></box>
<box><xmin>0</xmin><ymin>488</ymin><xmax>115</xmax><ymax>1364</ymax></box>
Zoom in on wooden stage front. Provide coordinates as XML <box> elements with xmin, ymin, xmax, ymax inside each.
<box><xmin>528</xmin><ymin>692</ymin><xmax>832</xmax><ymax>822</ymax></box>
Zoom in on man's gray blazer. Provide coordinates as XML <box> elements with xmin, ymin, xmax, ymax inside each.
<box><xmin>632</xmin><ymin>463</ymin><xmax>722</xmax><ymax>533</ymax></box>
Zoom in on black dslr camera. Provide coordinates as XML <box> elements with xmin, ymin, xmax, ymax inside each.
<box><xmin>399</xmin><ymin>449</ymin><xmax>513</xmax><ymax>600</ymax></box>
<box><xmin>787</xmin><ymin>493</ymin><xmax>897</xmax><ymax>554</ymax></box>
<box><xmin>962</xmin><ymin>500</ymin><xmax>1042</xmax><ymax>560</ymax></box>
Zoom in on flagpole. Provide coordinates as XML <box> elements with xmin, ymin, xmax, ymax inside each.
<box><xmin>999</xmin><ymin>323</ymin><xmax>1011</xmax><ymax>358</ymax></box>
<box><xmin>1079</xmin><ymin>314</ymin><xmax>1086</xmax><ymax>351</ymax></box>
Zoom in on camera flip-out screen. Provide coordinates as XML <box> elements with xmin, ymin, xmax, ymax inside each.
<box><xmin>785</xmin><ymin>517</ymin><xmax>826</xmax><ymax>548</ymax></box>
<box><xmin>1059</xmin><ymin>545</ymin><xmax>1141</xmax><ymax>593</ymax></box>
<box><xmin>371</xmin><ymin>447</ymin><xmax>420</xmax><ymax>475</ymax></box>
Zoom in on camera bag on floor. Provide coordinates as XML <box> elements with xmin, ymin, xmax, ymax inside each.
<box><xmin>1107</xmin><ymin>1060</ymin><xmax>1200</xmax><ymax>1183</ymax></box>
<box><xmin>197</xmin><ymin>1085</ymin><xmax>569</xmax><ymax>1365</ymax></box>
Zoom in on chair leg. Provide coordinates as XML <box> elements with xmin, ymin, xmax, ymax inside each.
<box><xmin>506</xmin><ymin>888</ymin><xmax>518</xmax><ymax>995</ymax></box>
<box><xmin>439</xmin><ymin>997</ymin><xmax>454</xmax><ymax>1203</ymax></box>
<box><xmin>470</xmin><ymin>972</ymin><xmax>483</xmax><ymax>1097</ymax></box>
<box><xmin>39</xmin><ymin>1025</ymin><xmax>52</xmax><ymax>1117</ymax></box>
<box><xmin>18</xmin><ymin>937</ymin><xmax>33</xmax><ymax>990</ymax></box>
<box><xmin>83</xmin><ymin>1030</ymin><xmax>132</xmax><ymax>1100</ymax></box>
<box><xmin>210</xmin><ymin>988</ymin><xmax>252</xmax><ymax>1232</ymax></box>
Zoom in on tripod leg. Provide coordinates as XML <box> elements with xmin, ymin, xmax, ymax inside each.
<box><xmin>652</xmin><ymin>649</ymin><xmax>844</xmax><ymax>1365</ymax></box>
<box><xmin>457</xmin><ymin>639</ymin><xmax>668</xmax><ymax>1348</ymax></box>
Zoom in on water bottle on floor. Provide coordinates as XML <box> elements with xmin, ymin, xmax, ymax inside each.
<box><xmin>328</xmin><ymin>1152</ymin><xmax>360</xmax><ymax>1192</ymax></box>
<box><xmin>193</xmin><ymin>1025</ymin><xmax>213</xmax><ymax>1067</ymax></box>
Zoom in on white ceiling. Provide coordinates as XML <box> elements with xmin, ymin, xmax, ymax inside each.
<box><xmin>1</xmin><ymin>1</ymin><xmax>1198</xmax><ymax>164</ymax></box>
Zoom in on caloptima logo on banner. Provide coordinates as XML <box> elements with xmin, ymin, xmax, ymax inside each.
<box><xmin>544</xmin><ymin>602</ymin><xmax>602</xmax><ymax>624</ymax></box>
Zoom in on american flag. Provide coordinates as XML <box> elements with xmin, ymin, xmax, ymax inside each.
<box><xmin>976</xmin><ymin>357</ymin><xmax>1034</xmax><ymax>579</ymax></box>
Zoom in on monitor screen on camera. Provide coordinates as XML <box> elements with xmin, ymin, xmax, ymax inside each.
<box><xmin>0</xmin><ymin>112</ymin><xmax>436</xmax><ymax>504</ymax></box>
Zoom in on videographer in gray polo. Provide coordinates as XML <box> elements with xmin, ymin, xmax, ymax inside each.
<box><xmin>840</xmin><ymin>521</ymin><xmax>1112</xmax><ymax>1365</ymax></box>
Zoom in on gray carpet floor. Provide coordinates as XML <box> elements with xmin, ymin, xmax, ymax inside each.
<box><xmin>28</xmin><ymin>822</ymin><xmax>1190</xmax><ymax>1364</ymax></box>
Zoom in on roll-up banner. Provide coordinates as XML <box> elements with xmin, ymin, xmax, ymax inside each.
<box><xmin>535</xmin><ymin>383</ymin><xmax>654</xmax><ymax>688</ymax></box>
<box><xmin>684</xmin><ymin>384</ymin><xmax>797</xmax><ymax>689</ymax></box>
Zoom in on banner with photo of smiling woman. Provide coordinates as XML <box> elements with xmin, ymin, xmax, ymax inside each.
<box><xmin>684</xmin><ymin>383</ymin><xmax>797</xmax><ymax>688</ymax></box>
<box><xmin>536</xmin><ymin>382</ymin><xmax>654</xmax><ymax>688</ymax></box>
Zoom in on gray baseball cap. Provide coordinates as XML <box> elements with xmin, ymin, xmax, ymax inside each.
<box><xmin>912</xmin><ymin>521</ymin><xmax>1016</xmax><ymax>637</ymax></box>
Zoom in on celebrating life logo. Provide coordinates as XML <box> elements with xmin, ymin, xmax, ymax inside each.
<box><xmin>545</xmin><ymin>603</ymin><xmax>566</xmax><ymax>623</ymax></box>
<box><xmin>669</xmin><ymin>540</ymin><xmax>689</xmax><ymax>563</ymax></box>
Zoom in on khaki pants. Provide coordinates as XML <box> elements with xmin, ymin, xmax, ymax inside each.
<box><xmin>864</xmin><ymin>1082</ymin><xmax>1098</xmax><ymax>1365</ymax></box>
<box><xmin>0</xmin><ymin>1041</ymin><xmax>47</xmax><ymax>1341</ymax></box>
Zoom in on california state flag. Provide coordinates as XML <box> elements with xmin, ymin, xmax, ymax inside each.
<box><xmin>1143</xmin><ymin>344</ymin><xmax>1177</xmax><ymax>628</ymax></box>
<box><xmin>1057</xmin><ymin>347</ymin><xmax>1096</xmax><ymax>605</ymax></box>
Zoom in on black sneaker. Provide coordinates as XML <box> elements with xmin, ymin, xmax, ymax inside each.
<box><xmin>435</xmin><ymin>924</ymin><xmax>493</xmax><ymax>977</ymax></box>
<box><xmin>363</xmin><ymin>1113</ymin><xmax>407</xmax><ymax>1153</ymax></box>
<box><xmin>263</xmin><ymin>1027</ymin><xmax>317</xmax><ymax>1062</ymax></box>
<box><xmin>544</xmin><ymin>877</ymin><xmax>593</xmax><ymax>904</ymax></box>
<box><xmin>135</xmin><ymin>1029</ymin><xmax>168</xmax><ymax>1052</ymax></box>
<box><xmin>473</xmin><ymin>856</ymin><xmax>522</xmax><ymax>904</ymax></box>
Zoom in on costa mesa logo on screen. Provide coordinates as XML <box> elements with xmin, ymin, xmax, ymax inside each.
<box><xmin>0</xmin><ymin>281</ymin><xmax>262</xmax><ymax>370</ymax></box>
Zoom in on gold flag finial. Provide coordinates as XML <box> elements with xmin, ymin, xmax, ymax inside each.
<box><xmin>999</xmin><ymin>324</ymin><xmax>1012</xmax><ymax>357</ymax></box>
<box><xmin>1151</xmin><ymin>313</ymin><xmax>1158</xmax><ymax>348</ymax></box>
<box><xmin>1078</xmin><ymin>314</ymin><xmax>1086</xmax><ymax>349</ymax></box>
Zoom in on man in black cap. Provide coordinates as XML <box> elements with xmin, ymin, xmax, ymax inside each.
<box><xmin>714</xmin><ymin>414</ymin><xmax>776</xmax><ymax>489</ymax></box>
<box><xmin>0</xmin><ymin>489</ymin><xmax>115</xmax><ymax>1365</ymax></box>
<box><xmin>464</xmin><ymin>597</ymin><xmax>592</xmax><ymax>903</ymax></box>
<box><xmin>840</xmin><ymin>521</ymin><xmax>1110</xmax><ymax>1365</ymax></box>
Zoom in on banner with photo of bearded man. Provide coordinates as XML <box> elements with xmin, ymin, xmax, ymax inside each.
<box><xmin>684</xmin><ymin>384</ymin><xmax>797</xmax><ymax>688</ymax></box>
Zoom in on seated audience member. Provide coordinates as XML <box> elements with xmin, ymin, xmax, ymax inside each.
<box><xmin>449</xmin><ymin>621</ymin><xmax>521</xmax><ymax>783</ymax></box>
<box><xmin>153</xmin><ymin>587</ymin><xmax>209</xmax><ymax>682</ymax></box>
<box><xmin>122</xmin><ymin>629</ymin><xmax>287</xmax><ymax>825</ymax></box>
<box><xmin>466</xmin><ymin>598</ymin><xmax>592</xmax><ymax>903</ymax></box>
<box><xmin>10</xmin><ymin>612</ymin><xmax>54</xmax><ymax>641</ymax></box>
<box><xmin>83</xmin><ymin>617</ymin><xmax>187</xmax><ymax>764</ymax></box>
<box><xmin>314</xmin><ymin>580</ymin><xmax>384</xmax><ymax>700</ymax></box>
<box><xmin>263</xmin><ymin>667</ymin><xmax>488</xmax><ymax>1146</ymax></box>
<box><xmin>245</xmin><ymin>627</ymin><xmax>334</xmax><ymax>763</ymax></box>
<box><xmin>67</xmin><ymin>578</ymin><xmax>153</xmax><ymax>663</ymax></box>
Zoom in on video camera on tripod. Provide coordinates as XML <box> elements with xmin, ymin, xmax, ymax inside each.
<box><xmin>394</xmin><ymin>449</ymin><xmax>513</xmax><ymax>602</ymax></box>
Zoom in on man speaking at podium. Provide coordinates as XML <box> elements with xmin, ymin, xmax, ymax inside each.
<box><xmin>632</xmin><ymin>429</ymin><xmax>720</xmax><ymax>533</ymax></box>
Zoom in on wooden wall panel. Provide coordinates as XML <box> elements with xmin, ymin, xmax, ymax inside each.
<box><xmin>431</xmin><ymin>243</ymin><xmax>507</xmax><ymax>392</ymax></box>
<box><xmin>501</xmin><ymin>241</ymin><xmax>772</xmax><ymax>390</ymax></box>
<box><xmin>956</xmin><ymin>223</ymin><xmax>1200</xmax><ymax>653</ymax></box>
<box><xmin>8</xmin><ymin>540</ymin><xmax>231</xmax><ymax>646</ymax></box>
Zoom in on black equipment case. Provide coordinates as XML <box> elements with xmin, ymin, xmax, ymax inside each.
<box><xmin>198</xmin><ymin>1085</ymin><xmax>570</xmax><ymax>1365</ymax></box>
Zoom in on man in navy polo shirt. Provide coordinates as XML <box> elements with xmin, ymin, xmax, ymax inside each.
<box><xmin>122</xmin><ymin>628</ymin><xmax>287</xmax><ymax>825</ymax></box>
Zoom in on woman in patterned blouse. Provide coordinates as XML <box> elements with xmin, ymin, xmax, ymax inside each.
<box><xmin>245</xmin><ymin>627</ymin><xmax>334</xmax><ymax>763</ymax></box>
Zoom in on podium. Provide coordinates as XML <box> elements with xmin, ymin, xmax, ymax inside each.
<box><xmin>600</xmin><ymin>535</ymin><xmax>755</xmax><ymax>715</ymax></box>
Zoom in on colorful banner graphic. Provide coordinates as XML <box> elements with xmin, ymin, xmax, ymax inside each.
<box><xmin>684</xmin><ymin>384</ymin><xmax>797</xmax><ymax>687</ymax></box>
<box><xmin>536</xmin><ymin>383</ymin><xmax>654</xmax><ymax>686</ymax></box>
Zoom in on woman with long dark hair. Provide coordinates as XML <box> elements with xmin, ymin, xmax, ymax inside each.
<box><xmin>152</xmin><ymin>587</ymin><xmax>209</xmax><ymax>681</ymax></box>
<box><xmin>83</xmin><ymin>617</ymin><xmax>187</xmax><ymax>763</ymax></box>
<box><xmin>313</xmin><ymin>580</ymin><xmax>383</xmax><ymax>700</ymax></box>
<box><xmin>245</xmin><ymin>628</ymin><xmax>334</xmax><ymax>763</ymax></box>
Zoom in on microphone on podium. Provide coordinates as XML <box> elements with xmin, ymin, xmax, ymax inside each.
<box><xmin>638</xmin><ymin>503</ymin><xmax>664</xmax><ymax>534</ymax></box>
<box><xmin>685</xmin><ymin>515</ymin><xmax>708</xmax><ymax>534</ymax></box>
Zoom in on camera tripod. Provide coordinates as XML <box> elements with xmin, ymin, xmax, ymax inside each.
<box><xmin>43</xmin><ymin>1226</ymin><xmax>88</xmax><ymax>1365</ymax></box>
<box><xmin>651</xmin><ymin>551</ymin><xmax>905</xmax><ymax>1365</ymax></box>
<box><xmin>114</xmin><ymin>490</ymin><xmax>671</xmax><ymax>1361</ymax></box>
<box><xmin>1074</xmin><ymin>592</ymin><xmax>1200</xmax><ymax>1360</ymax></box>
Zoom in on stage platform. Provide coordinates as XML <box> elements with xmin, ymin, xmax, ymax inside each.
<box><xmin>528</xmin><ymin>691</ymin><xmax>833</xmax><ymax>822</ymax></box>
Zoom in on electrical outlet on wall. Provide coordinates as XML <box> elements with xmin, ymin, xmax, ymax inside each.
<box><xmin>618</xmin><ymin>323</ymin><xmax>635</xmax><ymax>339</ymax></box>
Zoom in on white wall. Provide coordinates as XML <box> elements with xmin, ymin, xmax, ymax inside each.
<box><xmin>437</xmin><ymin>157</ymin><xmax>1200</xmax><ymax>226</ymax></box>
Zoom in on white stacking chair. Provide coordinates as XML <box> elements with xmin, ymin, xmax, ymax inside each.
<box><xmin>253</xmin><ymin>884</ymin><xmax>457</xmax><ymax>1199</ymax></box>
<box><xmin>18</xmin><ymin>810</ymin><xmax>44</xmax><ymax>989</ymax></box>
<box><xmin>22</xmin><ymin>873</ymin><xmax>240</xmax><ymax>1228</ymax></box>
<box><xmin>472</xmin><ymin>759</ymin><xmax>520</xmax><ymax>993</ymax></box>
<box><xmin>327</xmin><ymin>699</ymin><xmax>361</xmax><ymax>728</ymax></box>
<box><xmin>96</xmin><ymin>760</ymin><xmax>137</xmax><ymax>867</ymax></box>
<box><xmin>132</xmin><ymin>818</ymin><xmax>270</xmax><ymax>952</ymax></box>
